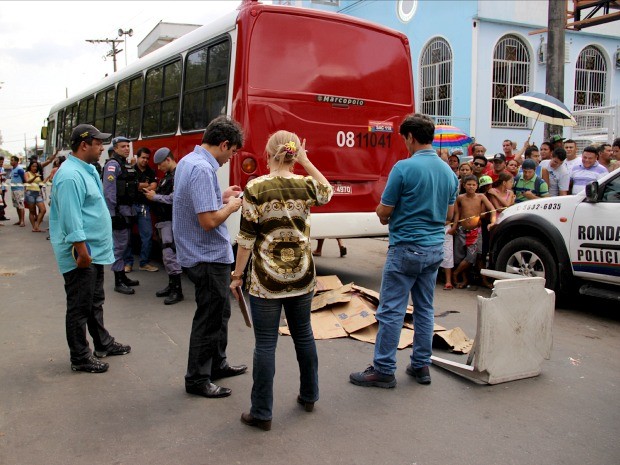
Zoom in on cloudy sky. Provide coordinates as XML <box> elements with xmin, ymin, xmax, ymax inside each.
<box><xmin>0</xmin><ymin>0</ymin><xmax>242</xmax><ymax>155</ymax></box>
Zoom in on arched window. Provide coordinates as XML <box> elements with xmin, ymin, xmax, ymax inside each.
<box><xmin>420</xmin><ymin>38</ymin><xmax>452</xmax><ymax>124</ymax></box>
<box><xmin>491</xmin><ymin>34</ymin><xmax>530</xmax><ymax>128</ymax></box>
<box><xmin>574</xmin><ymin>45</ymin><xmax>607</xmax><ymax>111</ymax></box>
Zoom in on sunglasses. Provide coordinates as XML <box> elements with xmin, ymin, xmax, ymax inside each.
<box><xmin>473</xmin><ymin>162</ymin><xmax>486</xmax><ymax>167</ymax></box>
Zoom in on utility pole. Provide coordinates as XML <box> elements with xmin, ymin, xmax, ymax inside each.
<box><xmin>86</xmin><ymin>38</ymin><xmax>123</xmax><ymax>73</ymax></box>
<box><xmin>118</xmin><ymin>29</ymin><xmax>134</xmax><ymax>67</ymax></box>
<box><xmin>544</xmin><ymin>0</ymin><xmax>566</xmax><ymax>142</ymax></box>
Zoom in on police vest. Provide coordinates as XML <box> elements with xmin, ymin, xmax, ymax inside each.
<box><xmin>153</xmin><ymin>170</ymin><xmax>174</xmax><ymax>221</ymax></box>
<box><xmin>106</xmin><ymin>155</ymin><xmax>138</xmax><ymax>205</ymax></box>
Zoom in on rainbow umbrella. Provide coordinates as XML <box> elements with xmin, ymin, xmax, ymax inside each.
<box><xmin>432</xmin><ymin>125</ymin><xmax>473</xmax><ymax>150</ymax></box>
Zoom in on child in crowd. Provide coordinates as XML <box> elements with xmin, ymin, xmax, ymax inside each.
<box><xmin>450</xmin><ymin>175</ymin><xmax>496</xmax><ymax>289</ymax></box>
<box><xmin>506</xmin><ymin>159</ymin><xmax>520</xmax><ymax>177</ymax></box>
<box><xmin>458</xmin><ymin>161</ymin><xmax>473</xmax><ymax>194</ymax></box>
<box><xmin>486</xmin><ymin>171</ymin><xmax>515</xmax><ymax>212</ymax></box>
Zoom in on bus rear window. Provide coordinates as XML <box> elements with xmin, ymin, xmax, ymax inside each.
<box><xmin>248</xmin><ymin>13</ymin><xmax>412</xmax><ymax>104</ymax></box>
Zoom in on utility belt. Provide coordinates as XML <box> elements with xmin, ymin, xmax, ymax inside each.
<box><xmin>152</xmin><ymin>202</ymin><xmax>172</xmax><ymax>221</ymax></box>
<box><xmin>111</xmin><ymin>207</ymin><xmax>135</xmax><ymax>230</ymax></box>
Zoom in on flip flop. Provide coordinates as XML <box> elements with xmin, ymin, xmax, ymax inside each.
<box><xmin>443</xmin><ymin>283</ymin><xmax>453</xmax><ymax>290</ymax></box>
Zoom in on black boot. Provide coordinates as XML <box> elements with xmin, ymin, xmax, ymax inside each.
<box><xmin>121</xmin><ymin>271</ymin><xmax>139</xmax><ymax>287</ymax></box>
<box><xmin>114</xmin><ymin>271</ymin><xmax>135</xmax><ymax>295</ymax></box>
<box><xmin>156</xmin><ymin>276</ymin><xmax>172</xmax><ymax>297</ymax></box>
<box><xmin>164</xmin><ymin>274</ymin><xmax>184</xmax><ymax>305</ymax></box>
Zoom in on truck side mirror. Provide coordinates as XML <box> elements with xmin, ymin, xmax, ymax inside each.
<box><xmin>40</xmin><ymin>127</ymin><xmax>48</xmax><ymax>140</ymax></box>
<box><xmin>585</xmin><ymin>181</ymin><xmax>599</xmax><ymax>203</ymax></box>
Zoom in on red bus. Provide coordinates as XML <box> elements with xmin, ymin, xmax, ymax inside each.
<box><xmin>44</xmin><ymin>0</ymin><xmax>414</xmax><ymax>240</ymax></box>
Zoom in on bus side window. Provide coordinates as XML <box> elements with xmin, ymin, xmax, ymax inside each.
<box><xmin>143</xmin><ymin>59</ymin><xmax>182</xmax><ymax>137</ymax></box>
<box><xmin>182</xmin><ymin>38</ymin><xmax>230</xmax><ymax>132</ymax></box>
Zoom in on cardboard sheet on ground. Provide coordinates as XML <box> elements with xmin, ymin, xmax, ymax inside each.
<box><xmin>403</xmin><ymin>320</ymin><xmax>447</xmax><ymax>332</ymax></box>
<box><xmin>311</xmin><ymin>283</ymin><xmax>353</xmax><ymax>311</ymax></box>
<box><xmin>330</xmin><ymin>295</ymin><xmax>376</xmax><ymax>334</ymax></box>
<box><xmin>315</xmin><ymin>275</ymin><xmax>344</xmax><ymax>293</ymax></box>
<box><xmin>349</xmin><ymin>323</ymin><xmax>414</xmax><ymax>350</ymax></box>
<box><xmin>279</xmin><ymin>311</ymin><xmax>348</xmax><ymax>340</ymax></box>
<box><xmin>351</xmin><ymin>284</ymin><xmax>380</xmax><ymax>306</ymax></box>
<box><xmin>433</xmin><ymin>327</ymin><xmax>473</xmax><ymax>354</ymax></box>
<box><xmin>351</xmin><ymin>284</ymin><xmax>413</xmax><ymax>314</ymax></box>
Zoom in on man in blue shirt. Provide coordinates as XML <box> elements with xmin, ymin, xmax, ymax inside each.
<box><xmin>9</xmin><ymin>156</ymin><xmax>26</xmax><ymax>227</ymax></box>
<box><xmin>350</xmin><ymin>114</ymin><xmax>458</xmax><ymax>388</ymax></box>
<box><xmin>173</xmin><ymin>116</ymin><xmax>247</xmax><ymax>398</ymax></box>
<box><xmin>49</xmin><ymin>124</ymin><xmax>131</xmax><ymax>373</ymax></box>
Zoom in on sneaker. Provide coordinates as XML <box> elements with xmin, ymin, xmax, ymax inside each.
<box><xmin>349</xmin><ymin>366</ymin><xmax>396</xmax><ymax>388</ymax></box>
<box><xmin>71</xmin><ymin>355</ymin><xmax>109</xmax><ymax>373</ymax></box>
<box><xmin>406</xmin><ymin>365</ymin><xmax>431</xmax><ymax>385</ymax></box>
<box><xmin>94</xmin><ymin>341</ymin><xmax>131</xmax><ymax>358</ymax></box>
<box><xmin>139</xmin><ymin>263</ymin><xmax>159</xmax><ymax>272</ymax></box>
<box><xmin>124</xmin><ymin>265</ymin><xmax>133</xmax><ymax>273</ymax></box>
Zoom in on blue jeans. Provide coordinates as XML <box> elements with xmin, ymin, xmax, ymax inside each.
<box><xmin>124</xmin><ymin>204</ymin><xmax>152</xmax><ymax>267</ymax></box>
<box><xmin>249</xmin><ymin>292</ymin><xmax>318</xmax><ymax>421</ymax></box>
<box><xmin>373</xmin><ymin>243</ymin><xmax>444</xmax><ymax>375</ymax></box>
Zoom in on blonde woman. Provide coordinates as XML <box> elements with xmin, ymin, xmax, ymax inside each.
<box><xmin>230</xmin><ymin>130</ymin><xmax>333</xmax><ymax>431</ymax></box>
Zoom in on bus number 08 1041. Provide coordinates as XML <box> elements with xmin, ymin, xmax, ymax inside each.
<box><xmin>336</xmin><ymin>131</ymin><xmax>392</xmax><ymax>149</ymax></box>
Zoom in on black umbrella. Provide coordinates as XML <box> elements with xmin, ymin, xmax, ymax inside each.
<box><xmin>506</xmin><ymin>91</ymin><xmax>577</xmax><ymax>139</ymax></box>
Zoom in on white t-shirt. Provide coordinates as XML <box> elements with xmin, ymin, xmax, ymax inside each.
<box><xmin>540</xmin><ymin>160</ymin><xmax>570</xmax><ymax>196</ymax></box>
<box><xmin>564</xmin><ymin>156</ymin><xmax>582</xmax><ymax>172</ymax></box>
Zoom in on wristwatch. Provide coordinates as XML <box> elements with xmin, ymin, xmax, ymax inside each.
<box><xmin>231</xmin><ymin>271</ymin><xmax>244</xmax><ymax>280</ymax></box>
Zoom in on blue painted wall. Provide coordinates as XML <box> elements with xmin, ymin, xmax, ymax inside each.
<box><xmin>298</xmin><ymin>0</ymin><xmax>620</xmax><ymax>151</ymax></box>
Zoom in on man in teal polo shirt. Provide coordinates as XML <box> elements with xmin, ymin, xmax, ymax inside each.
<box><xmin>49</xmin><ymin>124</ymin><xmax>131</xmax><ymax>373</ymax></box>
<box><xmin>350</xmin><ymin>114</ymin><xmax>459</xmax><ymax>388</ymax></box>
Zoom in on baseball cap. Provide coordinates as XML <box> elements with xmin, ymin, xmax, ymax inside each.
<box><xmin>550</xmin><ymin>135</ymin><xmax>565</xmax><ymax>144</ymax></box>
<box><xmin>450</xmin><ymin>148</ymin><xmax>463</xmax><ymax>156</ymax></box>
<box><xmin>522</xmin><ymin>159</ymin><xmax>537</xmax><ymax>170</ymax></box>
<box><xmin>154</xmin><ymin>147</ymin><xmax>172</xmax><ymax>164</ymax></box>
<box><xmin>112</xmin><ymin>136</ymin><xmax>131</xmax><ymax>146</ymax></box>
<box><xmin>70</xmin><ymin>124</ymin><xmax>111</xmax><ymax>144</ymax></box>
<box><xmin>478</xmin><ymin>175</ymin><xmax>493</xmax><ymax>188</ymax></box>
<box><xmin>493</xmin><ymin>153</ymin><xmax>506</xmax><ymax>162</ymax></box>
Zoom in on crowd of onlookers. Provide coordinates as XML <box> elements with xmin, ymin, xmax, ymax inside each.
<box><xmin>0</xmin><ymin>152</ymin><xmax>66</xmax><ymax>233</ymax></box>
<box><xmin>436</xmin><ymin>136</ymin><xmax>620</xmax><ymax>290</ymax></box>
<box><xmin>2</xmin><ymin>135</ymin><xmax>619</xmax><ymax>293</ymax></box>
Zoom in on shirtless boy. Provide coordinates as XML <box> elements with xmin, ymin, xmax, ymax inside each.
<box><xmin>449</xmin><ymin>175</ymin><xmax>496</xmax><ymax>289</ymax></box>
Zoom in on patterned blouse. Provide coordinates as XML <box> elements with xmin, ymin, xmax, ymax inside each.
<box><xmin>237</xmin><ymin>174</ymin><xmax>333</xmax><ymax>299</ymax></box>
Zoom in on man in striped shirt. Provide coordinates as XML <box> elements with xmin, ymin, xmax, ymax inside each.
<box><xmin>570</xmin><ymin>146</ymin><xmax>608</xmax><ymax>194</ymax></box>
<box><xmin>173</xmin><ymin>116</ymin><xmax>247</xmax><ymax>399</ymax></box>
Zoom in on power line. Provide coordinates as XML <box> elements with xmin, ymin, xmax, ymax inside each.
<box><xmin>85</xmin><ymin>38</ymin><xmax>123</xmax><ymax>73</ymax></box>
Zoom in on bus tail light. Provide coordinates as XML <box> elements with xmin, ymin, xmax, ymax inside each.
<box><xmin>242</xmin><ymin>157</ymin><xmax>257</xmax><ymax>174</ymax></box>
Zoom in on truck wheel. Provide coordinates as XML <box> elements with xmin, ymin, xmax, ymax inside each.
<box><xmin>495</xmin><ymin>237</ymin><xmax>558</xmax><ymax>291</ymax></box>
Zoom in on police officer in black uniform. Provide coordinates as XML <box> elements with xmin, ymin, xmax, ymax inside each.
<box><xmin>103</xmin><ymin>136</ymin><xmax>140</xmax><ymax>294</ymax></box>
<box><xmin>144</xmin><ymin>147</ymin><xmax>183</xmax><ymax>304</ymax></box>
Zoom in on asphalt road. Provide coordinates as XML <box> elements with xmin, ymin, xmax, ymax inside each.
<box><xmin>0</xmin><ymin>222</ymin><xmax>618</xmax><ymax>465</ymax></box>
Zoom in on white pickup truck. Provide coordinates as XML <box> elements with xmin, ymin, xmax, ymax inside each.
<box><xmin>489</xmin><ymin>169</ymin><xmax>620</xmax><ymax>301</ymax></box>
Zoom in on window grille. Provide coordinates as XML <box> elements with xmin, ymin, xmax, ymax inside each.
<box><xmin>420</xmin><ymin>38</ymin><xmax>452</xmax><ymax>125</ymax></box>
<box><xmin>574</xmin><ymin>46</ymin><xmax>607</xmax><ymax>129</ymax></box>
<box><xmin>311</xmin><ymin>0</ymin><xmax>339</xmax><ymax>5</ymax></box>
<box><xmin>491</xmin><ymin>35</ymin><xmax>530</xmax><ymax>128</ymax></box>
